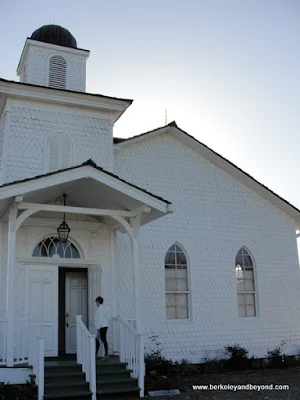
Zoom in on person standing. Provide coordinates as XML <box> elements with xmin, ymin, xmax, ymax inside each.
<box><xmin>94</xmin><ymin>296</ymin><xmax>110</xmax><ymax>359</ymax></box>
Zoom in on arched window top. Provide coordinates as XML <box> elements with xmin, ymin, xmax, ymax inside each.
<box><xmin>49</xmin><ymin>55</ymin><xmax>67</xmax><ymax>89</ymax></box>
<box><xmin>33</xmin><ymin>237</ymin><xmax>81</xmax><ymax>259</ymax></box>
<box><xmin>48</xmin><ymin>133</ymin><xmax>72</xmax><ymax>172</ymax></box>
<box><xmin>165</xmin><ymin>244</ymin><xmax>187</xmax><ymax>267</ymax></box>
<box><xmin>235</xmin><ymin>247</ymin><xmax>253</xmax><ymax>268</ymax></box>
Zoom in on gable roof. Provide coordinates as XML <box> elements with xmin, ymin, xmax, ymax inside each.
<box><xmin>0</xmin><ymin>159</ymin><xmax>171</xmax><ymax>205</ymax></box>
<box><xmin>114</xmin><ymin>122</ymin><xmax>300</xmax><ymax>227</ymax></box>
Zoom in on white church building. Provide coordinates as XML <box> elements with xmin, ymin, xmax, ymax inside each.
<box><xmin>1</xmin><ymin>24</ymin><xmax>300</xmax><ymax>398</ymax></box>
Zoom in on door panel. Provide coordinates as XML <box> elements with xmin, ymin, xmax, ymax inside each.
<box><xmin>65</xmin><ymin>272</ymin><xmax>88</xmax><ymax>354</ymax></box>
<box><xmin>25</xmin><ymin>266</ymin><xmax>58</xmax><ymax>357</ymax></box>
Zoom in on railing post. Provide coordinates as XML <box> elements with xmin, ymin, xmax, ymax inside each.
<box><xmin>138</xmin><ymin>334</ymin><xmax>145</xmax><ymax>398</ymax></box>
<box><xmin>76</xmin><ymin>316</ymin><xmax>82</xmax><ymax>364</ymax></box>
<box><xmin>89</xmin><ymin>335</ymin><xmax>96</xmax><ymax>400</ymax></box>
<box><xmin>38</xmin><ymin>337</ymin><xmax>44</xmax><ymax>400</ymax></box>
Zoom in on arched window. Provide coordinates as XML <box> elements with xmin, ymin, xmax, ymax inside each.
<box><xmin>33</xmin><ymin>237</ymin><xmax>80</xmax><ymax>259</ymax></box>
<box><xmin>48</xmin><ymin>134</ymin><xmax>72</xmax><ymax>172</ymax></box>
<box><xmin>49</xmin><ymin>55</ymin><xmax>67</xmax><ymax>89</ymax></box>
<box><xmin>165</xmin><ymin>244</ymin><xmax>189</xmax><ymax>319</ymax></box>
<box><xmin>235</xmin><ymin>247</ymin><xmax>256</xmax><ymax>317</ymax></box>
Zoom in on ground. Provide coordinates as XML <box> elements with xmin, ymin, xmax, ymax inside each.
<box><xmin>115</xmin><ymin>366</ymin><xmax>300</xmax><ymax>399</ymax></box>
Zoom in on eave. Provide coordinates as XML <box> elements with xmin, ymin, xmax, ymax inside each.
<box><xmin>0</xmin><ymin>78</ymin><xmax>133</xmax><ymax>123</ymax></box>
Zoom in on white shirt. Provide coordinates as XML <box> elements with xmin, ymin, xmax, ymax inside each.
<box><xmin>94</xmin><ymin>305</ymin><xmax>111</xmax><ymax>329</ymax></box>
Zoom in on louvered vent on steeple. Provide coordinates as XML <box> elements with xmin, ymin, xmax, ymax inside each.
<box><xmin>49</xmin><ymin>55</ymin><xmax>67</xmax><ymax>89</ymax></box>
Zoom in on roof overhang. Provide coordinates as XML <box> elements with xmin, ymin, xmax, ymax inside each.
<box><xmin>114</xmin><ymin>122</ymin><xmax>300</xmax><ymax>229</ymax></box>
<box><xmin>0</xmin><ymin>163</ymin><xmax>172</xmax><ymax>231</ymax></box>
<box><xmin>0</xmin><ymin>79</ymin><xmax>133</xmax><ymax>123</ymax></box>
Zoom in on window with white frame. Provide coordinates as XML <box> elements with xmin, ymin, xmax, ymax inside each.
<box><xmin>49</xmin><ymin>55</ymin><xmax>67</xmax><ymax>89</ymax></box>
<box><xmin>235</xmin><ymin>247</ymin><xmax>256</xmax><ymax>317</ymax></box>
<box><xmin>33</xmin><ymin>236</ymin><xmax>80</xmax><ymax>258</ymax></box>
<box><xmin>48</xmin><ymin>134</ymin><xmax>72</xmax><ymax>172</ymax></box>
<box><xmin>165</xmin><ymin>244</ymin><xmax>189</xmax><ymax>319</ymax></box>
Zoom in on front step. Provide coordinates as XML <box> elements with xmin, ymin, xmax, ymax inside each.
<box><xmin>42</xmin><ymin>356</ymin><xmax>140</xmax><ymax>399</ymax></box>
<box><xmin>96</xmin><ymin>356</ymin><xmax>140</xmax><ymax>397</ymax></box>
<box><xmin>44</xmin><ymin>360</ymin><xmax>91</xmax><ymax>400</ymax></box>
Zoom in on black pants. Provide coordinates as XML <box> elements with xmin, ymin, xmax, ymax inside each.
<box><xmin>96</xmin><ymin>327</ymin><xmax>108</xmax><ymax>356</ymax></box>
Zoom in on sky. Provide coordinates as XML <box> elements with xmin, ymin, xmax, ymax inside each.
<box><xmin>1</xmin><ymin>0</ymin><xmax>300</xmax><ymax>210</ymax></box>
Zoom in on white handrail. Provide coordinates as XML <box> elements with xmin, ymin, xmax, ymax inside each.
<box><xmin>113</xmin><ymin>316</ymin><xmax>145</xmax><ymax>397</ymax></box>
<box><xmin>76</xmin><ymin>315</ymin><xmax>96</xmax><ymax>400</ymax></box>
<box><xmin>28</xmin><ymin>317</ymin><xmax>44</xmax><ymax>400</ymax></box>
<box><xmin>0</xmin><ymin>318</ymin><xmax>7</xmax><ymax>366</ymax></box>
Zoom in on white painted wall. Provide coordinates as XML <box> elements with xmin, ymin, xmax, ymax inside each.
<box><xmin>19</xmin><ymin>43</ymin><xmax>87</xmax><ymax>92</ymax></box>
<box><xmin>115</xmin><ymin>132</ymin><xmax>300</xmax><ymax>362</ymax></box>
<box><xmin>1</xmin><ymin>99</ymin><xmax>112</xmax><ymax>184</ymax></box>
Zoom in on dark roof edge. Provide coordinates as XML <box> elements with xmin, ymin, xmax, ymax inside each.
<box><xmin>114</xmin><ymin>121</ymin><xmax>300</xmax><ymax>217</ymax></box>
<box><xmin>0</xmin><ymin>78</ymin><xmax>133</xmax><ymax>104</ymax></box>
<box><xmin>0</xmin><ymin>159</ymin><xmax>171</xmax><ymax>205</ymax></box>
<box><xmin>27</xmin><ymin>37</ymin><xmax>90</xmax><ymax>53</ymax></box>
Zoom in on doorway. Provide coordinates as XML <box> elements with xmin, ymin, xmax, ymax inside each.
<box><xmin>58</xmin><ymin>268</ymin><xmax>88</xmax><ymax>355</ymax></box>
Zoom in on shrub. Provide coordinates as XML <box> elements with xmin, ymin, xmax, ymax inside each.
<box><xmin>224</xmin><ymin>344</ymin><xmax>249</xmax><ymax>370</ymax></box>
<box><xmin>267</xmin><ymin>341</ymin><xmax>286</xmax><ymax>368</ymax></box>
<box><xmin>203</xmin><ymin>357</ymin><xmax>226</xmax><ymax>373</ymax></box>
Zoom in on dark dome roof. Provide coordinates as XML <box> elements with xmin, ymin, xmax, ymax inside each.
<box><xmin>30</xmin><ymin>25</ymin><xmax>77</xmax><ymax>49</ymax></box>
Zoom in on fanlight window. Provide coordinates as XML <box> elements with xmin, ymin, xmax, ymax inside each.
<box><xmin>33</xmin><ymin>237</ymin><xmax>80</xmax><ymax>259</ymax></box>
<box><xmin>235</xmin><ymin>247</ymin><xmax>256</xmax><ymax>317</ymax></box>
<box><xmin>165</xmin><ymin>244</ymin><xmax>189</xmax><ymax>320</ymax></box>
<box><xmin>49</xmin><ymin>55</ymin><xmax>67</xmax><ymax>89</ymax></box>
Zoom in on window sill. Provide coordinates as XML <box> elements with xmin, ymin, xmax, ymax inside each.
<box><xmin>165</xmin><ymin>319</ymin><xmax>193</xmax><ymax>323</ymax></box>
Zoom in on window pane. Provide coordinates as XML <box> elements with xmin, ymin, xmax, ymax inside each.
<box><xmin>245</xmin><ymin>279</ymin><xmax>254</xmax><ymax>291</ymax></box>
<box><xmin>166</xmin><ymin>278</ymin><xmax>177</xmax><ymax>291</ymax></box>
<box><xmin>165</xmin><ymin>252</ymin><xmax>175</xmax><ymax>265</ymax></box>
<box><xmin>168</xmin><ymin>245</ymin><xmax>176</xmax><ymax>252</ymax></box>
<box><xmin>177</xmin><ymin>306</ymin><xmax>188</xmax><ymax>319</ymax></box>
<box><xmin>176</xmin><ymin>252</ymin><xmax>187</xmax><ymax>265</ymax></box>
<box><xmin>166</xmin><ymin>294</ymin><xmax>176</xmax><ymax>306</ymax></box>
<box><xmin>246</xmin><ymin>305</ymin><xmax>256</xmax><ymax>317</ymax></box>
<box><xmin>237</xmin><ymin>280</ymin><xmax>245</xmax><ymax>292</ymax></box>
<box><xmin>176</xmin><ymin>268</ymin><xmax>187</xmax><ymax>279</ymax></box>
<box><xmin>244</xmin><ymin>268</ymin><xmax>254</xmax><ymax>279</ymax></box>
<box><xmin>175</xmin><ymin>245</ymin><xmax>183</xmax><ymax>252</ymax></box>
<box><xmin>245</xmin><ymin>294</ymin><xmax>255</xmax><ymax>305</ymax></box>
<box><xmin>238</xmin><ymin>294</ymin><xmax>245</xmax><ymax>306</ymax></box>
<box><xmin>165</xmin><ymin>269</ymin><xmax>176</xmax><ymax>279</ymax></box>
<box><xmin>235</xmin><ymin>254</ymin><xmax>243</xmax><ymax>266</ymax></box>
<box><xmin>177</xmin><ymin>278</ymin><xmax>188</xmax><ymax>291</ymax></box>
<box><xmin>243</xmin><ymin>255</ymin><xmax>253</xmax><ymax>266</ymax></box>
<box><xmin>238</xmin><ymin>305</ymin><xmax>246</xmax><ymax>317</ymax></box>
<box><xmin>166</xmin><ymin>306</ymin><xmax>176</xmax><ymax>319</ymax></box>
<box><xmin>176</xmin><ymin>294</ymin><xmax>188</xmax><ymax>306</ymax></box>
<box><xmin>235</xmin><ymin>266</ymin><xmax>243</xmax><ymax>280</ymax></box>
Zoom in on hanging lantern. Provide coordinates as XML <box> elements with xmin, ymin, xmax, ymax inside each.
<box><xmin>57</xmin><ymin>194</ymin><xmax>70</xmax><ymax>242</ymax></box>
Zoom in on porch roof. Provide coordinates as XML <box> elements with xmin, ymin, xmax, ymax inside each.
<box><xmin>0</xmin><ymin>160</ymin><xmax>172</xmax><ymax>229</ymax></box>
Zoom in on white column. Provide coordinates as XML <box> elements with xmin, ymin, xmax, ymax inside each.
<box><xmin>131</xmin><ymin>235</ymin><xmax>141</xmax><ymax>333</ymax></box>
<box><xmin>130</xmin><ymin>215</ymin><xmax>142</xmax><ymax>334</ymax></box>
<box><xmin>6</xmin><ymin>200</ymin><xmax>19</xmax><ymax>366</ymax></box>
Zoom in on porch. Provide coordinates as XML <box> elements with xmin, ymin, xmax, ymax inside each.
<box><xmin>0</xmin><ymin>160</ymin><xmax>172</xmax><ymax>399</ymax></box>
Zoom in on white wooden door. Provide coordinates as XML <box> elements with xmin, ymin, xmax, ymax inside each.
<box><xmin>88</xmin><ymin>265</ymin><xmax>102</xmax><ymax>335</ymax></box>
<box><xmin>25</xmin><ymin>265</ymin><xmax>58</xmax><ymax>357</ymax></box>
<box><xmin>65</xmin><ymin>272</ymin><xmax>88</xmax><ymax>354</ymax></box>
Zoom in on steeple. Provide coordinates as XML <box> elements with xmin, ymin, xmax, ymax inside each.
<box><xmin>17</xmin><ymin>25</ymin><xmax>90</xmax><ymax>92</ymax></box>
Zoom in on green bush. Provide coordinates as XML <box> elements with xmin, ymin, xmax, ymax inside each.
<box><xmin>267</xmin><ymin>341</ymin><xmax>286</xmax><ymax>368</ymax></box>
<box><xmin>224</xmin><ymin>344</ymin><xmax>249</xmax><ymax>370</ymax></box>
